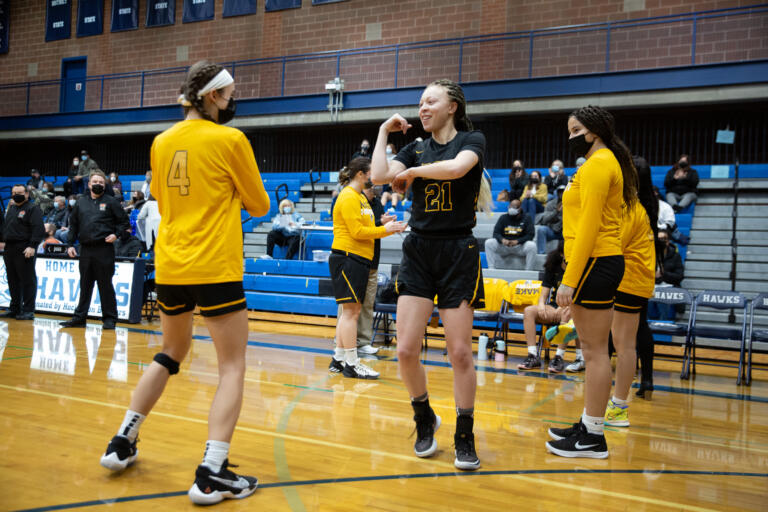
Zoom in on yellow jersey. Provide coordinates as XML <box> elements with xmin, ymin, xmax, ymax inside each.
<box><xmin>618</xmin><ymin>200</ymin><xmax>656</xmax><ymax>298</ymax></box>
<box><xmin>332</xmin><ymin>186</ymin><xmax>388</xmax><ymax>261</ymax></box>
<box><xmin>150</xmin><ymin>119</ymin><xmax>270</xmax><ymax>284</ymax></box>
<box><xmin>562</xmin><ymin>148</ymin><xmax>624</xmax><ymax>288</ymax></box>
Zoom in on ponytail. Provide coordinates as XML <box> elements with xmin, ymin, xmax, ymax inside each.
<box><xmin>339</xmin><ymin>157</ymin><xmax>371</xmax><ymax>186</ymax></box>
<box><xmin>428</xmin><ymin>79</ymin><xmax>473</xmax><ymax>132</ymax></box>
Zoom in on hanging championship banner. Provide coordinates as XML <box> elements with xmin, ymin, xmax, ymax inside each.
<box><xmin>183</xmin><ymin>0</ymin><xmax>214</xmax><ymax>22</ymax></box>
<box><xmin>223</xmin><ymin>0</ymin><xmax>256</xmax><ymax>17</ymax></box>
<box><xmin>0</xmin><ymin>1</ymin><xmax>9</xmax><ymax>54</ymax></box>
<box><xmin>265</xmin><ymin>0</ymin><xmax>300</xmax><ymax>12</ymax></box>
<box><xmin>146</xmin><ymin>0</ymin><xmax>175</xmax><ymax>27</ymax></box>
<box><xmin>112</xmin><ymin>0</ymin><xmax>138</xmax><ymax>32</ymax></box>
<box><xmin>46</xmin><ymin>0</ymin><xmax>72</xmax><ymax>42</ymax></box>
<box><xmin>77</xmin><ymin>0</ymin><xmax>104</xmax><ymax>38</ymax></box>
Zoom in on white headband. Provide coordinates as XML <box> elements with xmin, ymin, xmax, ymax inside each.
<box><xmin>177</xmin><ymin>69</ymin><xmax>234</xmax><ymax>107</ymax></box>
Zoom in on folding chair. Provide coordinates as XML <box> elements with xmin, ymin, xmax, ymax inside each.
<box><xmin>647</xmin><ymin>286</ymin><xmax>693</xmax><ymax>337</ymax></box>
<box><xmin>684</xmin><ymin>290</ymin><xmax>749</xmax><ymax>384</ymax></box>
<box><xmin>746</xmin><ymin>293</ymin><xmax>768</xmax><ymax>386</ymax></box>
<box><xmin>371</xmin><ymin>273</ymin><xmax>396</xmax><ymax>345</ymax></box>
<box><xmin>497</xmin><ymin>279</ymin><xmax>542</xmax><ymax>358</ymax></box>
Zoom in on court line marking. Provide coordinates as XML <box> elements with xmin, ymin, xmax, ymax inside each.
<box><xmin>13</xmin><ymin>469</ymin><xmax>768</xmax><ymax>512</ymax></box>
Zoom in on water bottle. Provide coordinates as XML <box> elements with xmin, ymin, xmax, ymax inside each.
<box><xmin>494</xmin><ymin>339</ymin><xmax>506</xmax><ymax>362</ymax></box>
<box><xmin>477</xmin><ymin>333</ymin><xmax>489</xmax><ymax>360</ymax></box>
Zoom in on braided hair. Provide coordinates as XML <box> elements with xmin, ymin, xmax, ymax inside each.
<box><xmin>570</xmin><ymin>105</ymin><xmax>638</xmax><ymax>208</ymax></box>
<box><xmin>428</xmin><ymin>79</ymin><xmax>473</xmax><ymax>132</ymax></box>
<box><xmin>338</xmin><ymin>157</ymin><xmax>371</xmax><ymax>186</ymax></box>
<box><xmin>633</xmin><ymin>156</ymin><xmax>659</xmax><ymax>240</ymax></box>
<box><xmin>179</xmin><ymin>60</ymin><xmax>224</xmax><ymax>122</ymax></box>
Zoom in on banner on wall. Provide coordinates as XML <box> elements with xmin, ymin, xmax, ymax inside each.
<box><xmin>0</xmin><ymin>256</ymin><xmax>145</xmax><ymax>323</ymax></box>
<box><xmin>112</xmin><ymin>0</ymin><xmax>139</xmax><ymax>32</ymax></box>
<box><xmin>146</xmin><ymin>0</ymin><xmax>175</xmax><ymax>27</ymax></box>
<box><xmin>312</xmin><ymin>0</ymin><xmax>345</xmax><ymax>4</ymax></box>
<box><xmin>46</xmin><ymin>0</ymin><xmax>72</xmax><ymax>42</ymax></box>
<box><xmin>223</xmin><ymin>0</ymin><xmax>256</xmax><ymax>17</ymax></box>
<box><xmin>77</xmin><ymin>0</ymin><xmax>104</xmax><ymax>37</ymax></box>
<box><xmin>265</xmin><ymin>0</ymin><xmax>300</xmax><ymax>12</ymax></box>
<box><xmin>0</xmin><ymin>1</ymin><xmax>9</xmax><ymax>54</ymax></box>
<box><xmin>183</xmin><ymin>0</ymin><xmax>214</xmax><ymax>22</ymax></box>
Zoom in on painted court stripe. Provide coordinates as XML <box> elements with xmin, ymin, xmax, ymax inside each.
<box><xmin>13</xmin><ymin>469</ymin><xmax>768</xmax><ymax>512</ymax></box>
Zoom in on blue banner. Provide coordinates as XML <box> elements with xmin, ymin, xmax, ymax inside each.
<box><xmin>0</xmin><ymin>1</ymin><xmax>8</xmax><ymax>54</ymax></box>
<box><xmin>265</xmin><ymin>0</ymin><xmax>300</xmax><ymax>12</ymax></box>
<box><xmin>223</xmin><ymin>0</ymin><xmax>256</xmax><ymax>17</ymax></box>
<box><xmin>312</xmin><ymin>0</ymin><xmax>345</xmax><ymax>4</ymax></box>
<box><xmin>46</xmin><ymin>0</ymin><xmax>71</xmax><ymax>42</ymax></box>
<box><xmin>77</xmin><ymin>0</ymin><xmax>103</xmax><ymax>38</ymax></box>
<box><xmin>112</xmin><ymin>0</ymin><xmax>138</xmax><ymax>32</ymax></box>
<box><xmin>183</xmin><ymin>0</ymin><xmax>214</xmax><ymax>22</ymax></box>
<box><xmin>146</xmin><ymin>0</ymin><xmax>175</xmax><ymax>27</ymax></box>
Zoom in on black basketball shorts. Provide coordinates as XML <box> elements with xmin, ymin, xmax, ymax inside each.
<box><xmin>614</xmin><ymin>290</ymin><xmax>648</xmax><ymax>314</ymax></box>
<box><xmin>571</xmin><ymin>255</ymin><xmax>624</xmax><ymax>310</ymax></box>
<box><xmin>329</xmin><ymin>250</ymin><xmax>371</xmax><ymax>304</ymax></box>
<box><xmin>156</xmin><ymin>281</ymin><xmax>247</xmax><ymax>317</ymax></box>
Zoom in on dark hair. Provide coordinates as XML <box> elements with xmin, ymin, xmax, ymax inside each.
<box><xmin>12</xmin><ymin>183</ymin><xmax>27</xmax><ymax>192</ymax></box>
<box><xmin>676</xmin><ymin>153</ymin><xmax>690</xmax><ymax>169</ymax></box>
<box><xmin>428</xmin><ymin>79</ymin><xmax>473</xmax><ymax>132</ymax></box>
<box><xmin>529</xmin><ymin>170</ymin><xmax>542</xmax><ymax>181</ymax></box>
<box><xmin>179</xmin><ymin>60</ymin><xmax>225</xmax><ymax>122</ymax></box>
<box><xmin>543</xmin><ymin>240</ymin><xmax>565</xmax><ymax>276</ymax></box>
<box><xmin>658</xmin><ymin>228</ymin><xmax>670</xmax><ymax>237</ymax></box>
<box><xmin>633</xmin><ymin>156</ymin><xmax>658</xmax><ymax>239</ymax></box>
<box><xmin>570</xmin><ymin>105</ymin><xmax>638</xmax><ymax>208</ymax></box>
<box><xmin>339</xmin><ymin>157</ymin><xmax>371</xmax><ymax>186</ymax></box>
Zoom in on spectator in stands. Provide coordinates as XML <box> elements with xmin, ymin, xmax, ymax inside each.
<box><xmin>138</xmin><ymin>195</ymin><xmax>161</xmax><ymax>252</ymax></box>
<box><xmin>55</xmin><ymin>195</ymin><xmax>77</xmax><ymax>242</ymax></box>
<box><xmin>519</xmin><ymin>169</ymin><xmax>548</xmax><ymax>220</ymax></box>
<box><xmin>508</xmin><ymin>160</ymin><xmax>528</xmax><ymax>201</ymax></box>
<box><xmin>125</xmin><ymin>190</ymin><xmax>146</xmax><ymax>212</ymax></box>
<box><xmin>37</xmin><ymin>223</ymin><xmax>62</xmax><ymax>253</ymax></box>
<box><xmin>140</xmin><ymin>171</ymin><xmax>152</xmax><ymax>199</ymax></box>
<box><xmin>655</xmin><ymin>228</ymin><xmax>684</xmax><ymax>287</ymax></box>
<box><xmin>110</xmin><ymin>172</ymin><xmax>123</xmax><ymax>197</ymax></box>
<box><xmin>114</xmin><ymin>234</ymin><xmax>143</xmax><ymax>258</ymax></box>
<box><xmin>266</xmin><ymin>199</ymin><xmax>304</xmax><ymax>260</ymax></box>
<box><xmin>544</xmin><ymin>159</ymin><xmax>568</xmax><ymax>199</ymax></box>
<box><xmin>64</xmin><ymin>156</ymin><xmax>79</xmax><ymax>197</ymax></box>
<box><xmin>664</xmin><ymin>154</ymin><xmax>699</xmax><ymax>212</ymax></box>
<box><xmin>518</xmin><ymin>242</ymin><xmax>584</xmax><ymax>373</ymax></box>
<box><xmin>484</xmin><ymin>198</ymin><xmax>537</xmax><ymax>270</ymax></box>
<box><xmin>535</xmin><ymin>184</ymin><xmax>564</xmax><ymax>254</ymax></box>
<box><xmin>1</xmin><ymin>184</ymin><xmax>45</xmax><ymax>320</ymax></box>
<box><xmin>352</xmin><ymin>139</ymin><xmax>371</xmax><ymax>160</ymax></box>
<box><xmin>654</xmin><ymin>186</ymin><xmax>689</xmax><ymax>245</ymax></box>
<box><xmin>31</xmin><ymin>181</ymin><xmax>55</xmax><ymax>215</ymax></box>
<box><xmin>77</xmin><ymin>150</ymin><xmax>100</xmax><ymax>195</ymax></box>
<box><xmin>47</xmin><ymin>196</ymin><xmax>68</xmax><ymax>229</ymax></box>
<box><xmin>496</xmin><ymin>189</ymin><xmax>510</xmax><ymax>202</ymax></box>
<box><xmin>27</xmin><ymin>169</ymin><xmax>43</xmax><ymax>190</ymax></box>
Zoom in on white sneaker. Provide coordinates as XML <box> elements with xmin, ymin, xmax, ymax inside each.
<box><xmin>342</xmin><ymin>361</ymin><xmax>380</xmax><ymax>379</ymax></box>
<box><xmin>357</xmin><ymin>344</ymin><xmax>379</xmax><ymax>355</ymax></box>
<box><xmin>566</xmin><ymin>357</ymin><xmax>585</xmax><ymax>372</ymax></box>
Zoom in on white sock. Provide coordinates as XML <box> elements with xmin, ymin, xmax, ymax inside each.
<box><xmin>575</xmin><ymin>349</ymin><xmax>583</xmax><ymax>359</ymax></box>
<box><xmin>333</xmin><ymin>346</ymin><xmax>344</xmax><ymax>361</ymax></box>
<box><xmin>555</xmin><ymin>348</ymin><xmax>565</xmax><ymax>357</ymax></box>
<box><xmin>202</xmin><ymin>440</ymin><xmax>230</xmax><ymax>473</ymax></box>
<box><xmin>527</xmin><ymin>345</ymin><xmax>537</xmax><ymax>356</ymax></box>
<box><xmin>117</xmin><ymin>410</ymin><xmax>145</xmax><ymax>442</ymax></box>
<box><xmin>344</xmin><ymin>348</ymin><xmax>358</xmax><ymax>367</ymax></box>
<box><xmin>581</xmin><ymin>412</ymin><xmax>605</xmax><ymax>435</ymax></box>
<box><xmin>611</xmin><ymin>395</ymin><xmax>628</xmax><ymax>407</ymax></box>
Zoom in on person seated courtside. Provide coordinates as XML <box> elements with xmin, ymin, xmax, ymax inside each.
<box><xmin>484</xmin><ymin>198</ymin><xmax>537</xmax><ymax>270</ymax></box>
<box><xmin>519</xmin><ymin>170</ymin><xmax>548</xmax><ymax>221</ymax></box>
<box><xmin>649</xmin><ymin>228</ymin><xmax>685</xmax><ymax>321</ymax></box>
<box><xmin>267</xmin><ymin>199</ymin><xmax>304</xmax><ymax>259</ymax></box>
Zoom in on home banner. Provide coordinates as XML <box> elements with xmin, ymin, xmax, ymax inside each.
<box><xmin>46</xmin><ymin>0</ymin><xmax>72</xmax><ymax>42</ymax></box>
<box><xmin>112</xmin><ymin>0</ymin><xmax>138</xmax><ymax>32</ymax></box>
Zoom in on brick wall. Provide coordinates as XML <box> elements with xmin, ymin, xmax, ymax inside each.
<box><xmin>0</xmin><ymin>0</ymin><xmax>763</xmax><ymax>115</ymax></box>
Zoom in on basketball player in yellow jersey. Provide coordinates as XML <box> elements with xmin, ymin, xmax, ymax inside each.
<box><xmin>99</xmin><ymin>61</ymin><xmax>269</xmax><ymax>505</ymax></box>
<box><xmin>546</xmin><ymin>105</ymin><xmax>638</xmax><ymax>459</ymax></box>
<box><xmin>605</xmin><ymin>157</ymin><xmax>657</xmax><ymax>426</ymax></box>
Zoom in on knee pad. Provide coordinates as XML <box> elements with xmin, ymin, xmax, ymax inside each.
<box><xmin>153</xmin><ymin>352</ymin><xmax>180</xmax><ymax>375</ymax></box>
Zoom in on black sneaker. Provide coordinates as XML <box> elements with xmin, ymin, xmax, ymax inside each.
<box><xmin>60</xmin><ymin>318</ymin><xmax>87</xmax><ymax>328</ymax></box>
<box><xmin>16</xmin><ymin>312</ymin><xmax>35</xmax><ymax>320</ymax></box>
<box><xmin>454</xmin><ymin>415</ymin><xmax>480</xmax><ymax>470</ymax></box>
<box><xmin>188</xmin><ymin>459</ymin><xmax>258</xmax><ymax>505</ymax></box>
<box><xmin>546</xmin><ymin>421</ymin><xmax>609</xmax><ymax>459</ymax></box>
<box><xmin>517</xmin><ymin>354</ymin><xmax>542</xmax><ymax>371</ymax></box>
<box><xmin>412</xmin><ymin>401</ymin><xmax>441</xmax><ymax>457</ymax></box>
<box><xmin>342</xmin><ymin>361</ymin><xmax>380</xmax><ymax>379</ymax></box>
<box><xmin>100</xmin><ymin>435</ymin><xmax>138</xmax><ymax>471</ymax></box>
<box><xmin>548</xmin><ymin>355</ymin><xmax>565</xmax><ymax>373</ymax></box>
<box><xmin>329</xmin><ymin>358</ymin><xmax>344</xmax><ymax>373</ymax></box>
<box><xmin>0</xmin><ymin>310</ymin><xmax>18</xmax><ymax>318</ymax></box>
<box><xmin>548</xmin><ymin>420</ymin><xmax>583</xmax><ymax>441</ymax></box>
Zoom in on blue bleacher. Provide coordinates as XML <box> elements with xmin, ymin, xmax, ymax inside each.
<box><xmin>246</xmin><ymin>258</ymin><xmax>330</xmax><ymax>277</ymax></box>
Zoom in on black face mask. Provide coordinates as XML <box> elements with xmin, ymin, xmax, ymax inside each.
<box><xmin>678</xmin><ymin>161</ymin><xmax>688</xmax><ymax>168</ymax></box>
<box><xmin>12</xmin><ymin>194</ymin><xmax>26</xmax><ymax>204</ymax></box>
<box><xmin>568</xmin><ymin>133</ymin><xmax>594</xmax><ymax>158</ymax></box>
<box><xmin>91</xmin><ymin>184</ymin><xmax>105</xmax><ymax>195</ymax></box>
<box><xmin>529</xmin><ymin>177</ymin><xmax>540</xmax><ymax>184</ymax></box>
<box><xmin>365</xmin><ymin>179</ymin><xmax>373</xmax><ymax>189</ymax></box>
<box><xmin>512</xmin><ymin>166</ymin><xmax>523</xmax><ymax>173</ymax></box>
<box><xmin>217</xmin><ymin>97</ymin><xmax>236</xmax><ymax>124</ymax></box>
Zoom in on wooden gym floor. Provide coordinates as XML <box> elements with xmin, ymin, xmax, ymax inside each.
<box><xmin>1</xmin><ymin>314</ymin><xmax>767</xmax><ymax>511</ymax></box>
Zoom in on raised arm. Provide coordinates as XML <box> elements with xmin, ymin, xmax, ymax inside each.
<box><xmin>371</xmin><ymin>114</ymin><xmax>411</xmax><ymax>185</ymax></box>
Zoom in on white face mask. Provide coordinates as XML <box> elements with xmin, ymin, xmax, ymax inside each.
<box><xmin>69</xmin><ymin>199</ymin><xmax>76</xmax><ymax>207</ymax></box>
<box><xmin>283</xmin><ymin>207</ymin><xmax>292</xmax><ymax>214</ymax></box>
<box><xmin>110</xmin><ymin>176</ymin><xmax>116</xmax><ymax>182</ymax></box>
<box><xmin>385</xmin><ymin>147</ymin><xmax>393</xmax><ymax>155</ymax></box>
<box><xmin>73</xmin><ymin>160</ymin><xmax>79</xmax><ymax>166</ymax></box>
<box><xmin>508</xmin><ymin>207</ymin><xmax>520</xmax><ymax>216</ymax></box>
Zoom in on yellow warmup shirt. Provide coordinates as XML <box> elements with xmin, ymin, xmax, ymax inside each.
<box><xmin>562</xmin><ymin>148</ymin><xmax>624</xmax><ymax>288</ymax></box>
<box><xmin>618</xmin><ymin>200</ymin><xmax>656</xmax><ymax>299</ymax></box>
<box><xmin>332</xmin><ymin>186</ymin><xmax>387</xmax><ymax>261</ymax></box>
<box><xmin>150</xmin><ymin>119</ymin><xmax>270</xmax><ymax>284</ymax></box>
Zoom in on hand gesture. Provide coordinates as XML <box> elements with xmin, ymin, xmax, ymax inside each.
<box><xmin>381</xmin><ymin>114</ymin><xmax>412</xmax><ymax>134</ymax></box>
<box><xmin>384</xmin><ymin>220</ymin><xmax>407</xmax><ymax>234</ymax></box>
<box><xmin>105</xmin><ymin>234</ymin><xmax>117</xmax><ymax>243</ymax></box>
<box><xmin>556</xmin><ymin>284</ymin><xmax>574</xmax><ymax>308</ymax></box>
<box><xmin>392</xmin><ymin>168</ymin><xmax>414</xmax><ymax>195</ymax></box>
<box><xmin>380</xmin><ymin>213</ymin><xmax>396</xmax><ymax>224</ymax></box>
<box><xmin>67</xmin><ymin>246</ymin><xmax>77</xmax><ymax>258</ymax></box>
<box><xmin>23</xmin><ymin>247</ymin><xmax>35</xmax><ymax>258</ymax></box>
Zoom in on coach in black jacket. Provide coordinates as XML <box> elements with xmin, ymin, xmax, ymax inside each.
<box><xmin>60</xmin><ymin>171</ymin><xmax>130</xmax><ymax>330</ymax></box>
<box><xmin>1</xmin><ymin>184</ymin><xmax>45</xmax><ymax>320</ymax></box>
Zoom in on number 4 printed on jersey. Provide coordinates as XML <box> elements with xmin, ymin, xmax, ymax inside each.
<box><xmin>168</xmin><ymin>150</ymin><xmax>190</xmax><ymax>196</ymax></box>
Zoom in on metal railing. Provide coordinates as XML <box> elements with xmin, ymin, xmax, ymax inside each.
<box><xmin>1</xmin><ymin>4</ymin><xmax>766</xmax><ymax>117</ymax></box>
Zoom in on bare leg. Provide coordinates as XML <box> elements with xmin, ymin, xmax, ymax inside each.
<box><xmin>337</xmin><ymin>303</ymin><xmax>362</xmax><ymax>350</ymax></box>
<box><xmin>395</xmin><ymin>295</ymin><xmax>435</xmax><ymax>398</ymax></box>
<box><xmin>611</xmin><ymin>310</ymin><xmax>640</xmax><ymax>401</ymax></box>
<box><xmin>440</xmin><ymin>301</ymin><xmax>476</xmax><ymax>409</ymax></box>
<box><xmin>572</xmin><ymin>305</ymin><xmax>613</xmax><ymax>417</ymax></box>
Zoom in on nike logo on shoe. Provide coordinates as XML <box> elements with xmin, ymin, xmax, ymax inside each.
<box><xmin>574</xmin><ymin>441</ymin><xmax>599</xmax><ymax>450</ymax></box>
<box><xmin>209</xmin><ymin>475</ymin><xmax>250</xmax><ymax>489</ymax></box>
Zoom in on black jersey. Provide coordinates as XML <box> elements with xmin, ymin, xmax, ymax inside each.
<box><xmin>542</xmin><ymin>265</ymin><xmax>564</xmax><ymax>307</ymax></box>
<box><xmin>394</xmin><ymin>130</ymin><xmax>485</xmax><ymax>236</ymax></box>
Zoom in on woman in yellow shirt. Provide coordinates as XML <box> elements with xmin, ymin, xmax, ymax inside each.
<box><xmin>519</xmin><ymin>169</ymin><xmax>548</xmax><ymax>220</ymax></box>
<box><xmin>329</xmin><ymin>157</ymin><xmax>405</xmax><ymax>379</ymax></box>
<box><xmin>546</xmin><ymin>105</ymin><xmax>638</xmax><ymax>459</ymax></box>
<box><xmin>99</xmin><ymin>61</ymin><xmax>270</xmax><ymax>505</ymax></box>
